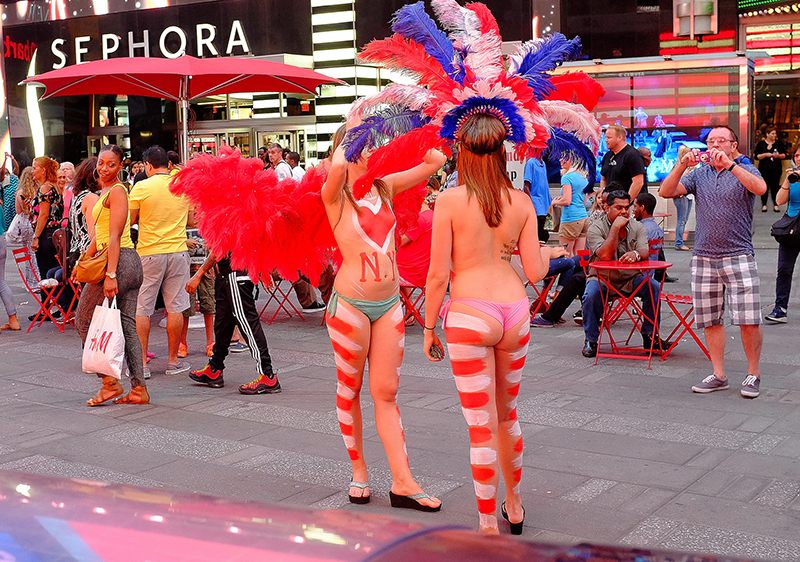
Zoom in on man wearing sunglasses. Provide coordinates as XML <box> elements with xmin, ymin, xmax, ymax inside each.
<box><xmin>581</xmin><ymin>190</ymin><xmax>667</xmax><ymax>358</ymax></box>
<box><xmin>660</xmin><ymin>126</ymin><xmax>767</xmax><ymax>398</ymax></box>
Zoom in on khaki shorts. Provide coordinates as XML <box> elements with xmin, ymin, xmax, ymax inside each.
<box><xmin>137</xmin><ymin>251</ymin><xmax>191</xmax><ymax>316</ymax></box>
<box><xmin>559</xmin><ymin>217</ymin><xmax>589</xmax><ymax>241</ymax></box>
<box><xmin>184</xmin><ymin>269</ymin><xmax>216</xmax><ymax>317</ymax></box>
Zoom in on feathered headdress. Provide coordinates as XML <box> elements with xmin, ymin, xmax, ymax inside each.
<box><xmin>171</xmin><ymin>2</ymin><xmax>606</xmax><ymax>286</ymax></box>
<box><xmin>344</xmin><ymin>0</ymin><xmax>605</xmax><ymax>180</ymax></box>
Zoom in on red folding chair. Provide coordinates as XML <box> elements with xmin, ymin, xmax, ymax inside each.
<box><xmin>259</xmin><ymin>275</ymin><xmax>305</xmax><ymax>325</ymax></box>
<box><xmin>513</xmin><ymin>248</ymin><xmax>557</xmax><ymax>318</ymax></box>
<box><xmin>529</xmin><ymin>275</ymin><xmax>557</xmax><ymax>318</ymax></box>
<box><xmin>52</xmin><ymin>229</ymin><xmax>81</xmax><ymax>326</ymax></box>
<box><xmin>12</xmin><ymin>247</ymin><xmax>66</xmax><ymax>332</ymax></box>
<box><xmin>399</xmin><ymin>284</ymin><xmax>426</xmax><ymax>327</ymax></box>
<box><xmin>659</xmin><ymin>293</ymin><xmax>710</xmax><ymax>361</ymax></box>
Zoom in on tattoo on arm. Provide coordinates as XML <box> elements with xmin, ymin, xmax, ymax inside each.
<box><xmin>501</xmin><ymin>240</ymin><xmax>517</xmax><ymax>263</ymax></box>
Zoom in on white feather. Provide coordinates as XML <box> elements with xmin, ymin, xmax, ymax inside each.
<box><xmin>431</xmin><ymin>0</ymin><xmax>465</xmax><ymax>34</ymax></box>
<box><xmin>539</xmin><ymin>100</ymin><xmax>601</xmax><ymax>152</ymax></box>
<box><xmin>347</xmin><ymin>84</ymin><xmax>432</xmax><ymax>122</ymax></box>
<box><xmin>464</xmin><ymin>30</ymin><xmax>504</xmax><ymax>81</ymax></box>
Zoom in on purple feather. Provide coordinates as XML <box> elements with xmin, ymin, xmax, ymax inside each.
<box><xmin>509</xmin><ymin>34</ymin><xmax>583</xmax><ymax>100</ymax></box>
<box><xmin>343</xmin><ymin>108</ymin><xmax>428</xmax><ymax>162</ymax></box>
<box><xmin>546</xmin><ymin>128</ymin><xmax>596</xmax><ymax>190</ymax></box>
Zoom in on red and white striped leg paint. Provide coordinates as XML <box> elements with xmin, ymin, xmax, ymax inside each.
<box><xmin>445</xmin><ymin>311</ymin><xmax>500</xmax><ymax>532</ymax></box>
<box><xmin>326</xmin><ymin>304</ymin><xmax>369</xmax><ymax>464</ymax></box>
<box><xmin>495</xmin><ymin>322</ymin><xmax>529</xmax><ymax>498</ymax></box>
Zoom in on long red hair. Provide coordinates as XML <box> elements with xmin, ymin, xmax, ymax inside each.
<box><xmin>456</xmin><ymin>114</ymin><xmax>513</xmax><ymax>227</ymax></box>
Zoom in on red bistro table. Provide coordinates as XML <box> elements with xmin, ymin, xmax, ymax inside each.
<box><xmin>591</xmin><ymin>259</ymin><xmax>672</xmax><ymax>368</ymax></box>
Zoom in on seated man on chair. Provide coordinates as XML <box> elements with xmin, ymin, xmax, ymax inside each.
<box><xmin>581</xmin><ymin>190</ymin><xmax>668</xmax><ymax>358</ymax></box>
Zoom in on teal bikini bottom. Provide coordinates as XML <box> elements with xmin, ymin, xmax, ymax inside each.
<box><xmin>327</xmin><ymin>290</ymin><xmax>400</xmax><ymax>323</ymax></box>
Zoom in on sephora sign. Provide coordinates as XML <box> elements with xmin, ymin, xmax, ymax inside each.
<box><xmin>1</xmin><ymin>0</ymin><xmax>311</xmax><ymax>77</ymax></box>
<box><xmin>50</xmin><ymin>20</ymin><xmax>251</xmax><ymax>69</ymax></box>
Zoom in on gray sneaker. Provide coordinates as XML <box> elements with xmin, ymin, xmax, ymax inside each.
<box><xmin>691</xmin><ymin>374</ymin><xmax>729</xmax><ymax>393</ymax></box>
<box><xmin>740</xmin><ymin>375</ymin><xmax>760</xmax><ymax>398</ymax></box>
<box><xmin>165</xmin><ymin>361</ymin><xmax>191</xmax><ymax>376</ymax></box>
<box><xmin>530</xmin><ymin>314</ymin><xmax>555</xmax><ymax>328</ymax></box>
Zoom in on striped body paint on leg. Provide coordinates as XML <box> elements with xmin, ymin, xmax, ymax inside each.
<box><xmin>445</xmin><ymin>312</ymin><xmax>500</xmax><ymax>531</ymax></box>
<box><xmin>495</xmin><ymin>321</ymin><xmax>529</xmax><ymax>497</ymax></box>
<box><xmin>326</xmin><ymin>303</ymin><xmax>367</xmax><ymax>462</ymax></box>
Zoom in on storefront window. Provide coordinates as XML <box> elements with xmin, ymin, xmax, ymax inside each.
<box><xmin>591</xmin><ymin>67</ymin><xmax>740</xmax><ymax>182</ymax></box>
<box><xmin>189</xmin><ymin>93</ymin><xmax>316</xmax><ymax>121</ymax></box>
<box><xmin>94</xmin><ymin>95</ymin><xmax>129</xmax><ymax>127</ymax></box>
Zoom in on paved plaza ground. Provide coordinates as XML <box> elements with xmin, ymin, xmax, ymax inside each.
<box><xmin>0</xmin><ymin>211</ymin><xmax>798</xmax><ymax>560</ymax></box>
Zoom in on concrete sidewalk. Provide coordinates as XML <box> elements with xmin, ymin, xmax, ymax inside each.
<box><xmin>0</xmin><ymin>210</ymin><xmax>798</xmax><ymax>560</ymax></box>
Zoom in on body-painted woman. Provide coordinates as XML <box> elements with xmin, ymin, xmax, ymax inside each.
<box><xmin>322</xmin><ymin>143</ymin><xmax>446</xmax><ymax>511</ymax></box>
<box><xmin>424</xmin><ymin>114</ymin><xmax>562</xmax><ymax>533</ymax></box>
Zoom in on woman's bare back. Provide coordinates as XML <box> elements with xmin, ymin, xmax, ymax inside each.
<box><xmin>437</xmin><ymin>186</ymin><xmax>535</xmax><ymax>302</ymax></box>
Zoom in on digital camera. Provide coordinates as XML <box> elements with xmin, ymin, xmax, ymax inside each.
<box><xmin>788</xmin><ymin>168</ymin><xmax>800</xmax><ymax>183</ymax></box>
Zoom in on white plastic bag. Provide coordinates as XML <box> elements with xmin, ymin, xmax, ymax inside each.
<box><xmin>6</xmin><ymin>213</ymin><xmax>34</xmax><ymax>246</ymax></box>
<box><xmin>82</xmin><ymin>298</ymin><xmax>125</xmax><ymax>379</ymax></box>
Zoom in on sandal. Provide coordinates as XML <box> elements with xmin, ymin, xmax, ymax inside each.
<box><xmin>501</xmin><ymin>501</ymin><xmax>525</xmax><ymax>535</ymax></box>
<box><xmin>87</xmin><ymin>376</ymin><xmax>124</xmax><ymax>407</ymax></box>
<box><xmin>113</xmin><ymin>386</ymin><xmax>150</xmax><ymax>405</ymax></box>
<box><xmin>389</xmin><ymin>490</ymin><xmax>441</xmax><ymax>512</ymax></box>
<box><xmin>348</xmin><ymin>481</ymin><xmax>371</xmax><ymax>504</ymax></box>
<box><xmin>0</xmin><ymin>323</ymin><xmax>21</xmax><ymax>331</ymax></box>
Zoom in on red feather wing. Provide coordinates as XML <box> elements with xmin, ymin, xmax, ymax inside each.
<box><xmin>352</xmin><ymin>124</ymin><xmax>449</xmax><ymax>200</ymax></box>
<box><xmin>170</xmin><ymin>147</ymin><xmax>336</xmax><ymax>285</ymax></box>
<box><xmin>466</xmin><ymin>2</ymin><xmax>500</xmax><ymax>34</ymax></box>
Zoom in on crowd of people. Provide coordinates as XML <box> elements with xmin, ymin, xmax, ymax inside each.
<box><xmin>0</xmin><ymin>119</ymin><xmax>797</xmax><ymax>534</ymax></box>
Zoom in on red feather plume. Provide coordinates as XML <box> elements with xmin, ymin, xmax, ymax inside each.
<box><xmin>466</xmin><ymin>2</ymin><xmax>500</xmax><ymax>34</ymax></box>
<box><xmin>360</xmin><ymin>34</ymin><xmax>460</xmax><ymax>103</ymax></box>
<box><xmin>352</xmin><ymin>124</ymin><xmax>449</xmax><ymax>200</ymax></box>
<box><xmin>546</xmin><ymin>72</ymin><xmax>606</xmax><ymax>111</ymax></box>
<box><xmin>170</xmin><ymin>147</ymin><xmax>337</xmax><ymax>285</ymax></box>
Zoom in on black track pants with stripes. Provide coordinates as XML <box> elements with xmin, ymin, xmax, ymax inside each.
<box><xmin>209</xmin><ymin>271</ymin><xmax>275</xmax><ymax>377</ymax></box>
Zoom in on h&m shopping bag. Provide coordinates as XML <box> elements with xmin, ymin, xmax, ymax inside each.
<box><xmin>82</xmin><ymin>298</ymin><xmax>125</xmax><ymax>379</ymax></box>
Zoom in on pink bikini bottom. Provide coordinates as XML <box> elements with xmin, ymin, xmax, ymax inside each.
<box><xmin>441</xmin><ymin>296</ymin><xmax>530</xmax><ymax>331</ymax></box>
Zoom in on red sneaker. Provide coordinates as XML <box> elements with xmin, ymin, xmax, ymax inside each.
<box><xmin>239</xmin><ymin>374</ymin><xmax>281</xmax><ymax>395</ymax></box>
<box><xmin>189</xmin><ymin>364</ymin><xmax>224</xmax><ymax>388</ymax></box>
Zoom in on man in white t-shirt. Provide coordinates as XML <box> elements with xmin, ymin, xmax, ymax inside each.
<box><xmin>286</xmin><ymin>151</ymin><xmax>305</xmax><ymax>181</ymax></box>
<box><xmin>267</xmin><ymin>143</ymin><xmax>293</xmax><ymax>180</ymax></box>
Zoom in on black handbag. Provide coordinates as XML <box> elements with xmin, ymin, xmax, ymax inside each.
<box><xmin>771</xmin><ymin>213</ymin><xmax>800</xmax><ymax>245</ymax></box>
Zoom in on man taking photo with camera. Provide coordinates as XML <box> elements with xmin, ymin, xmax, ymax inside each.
<box><xmin>660</xmin><ymin>126</ymin><xmax>767</xmax><ymax>398</ymax></box>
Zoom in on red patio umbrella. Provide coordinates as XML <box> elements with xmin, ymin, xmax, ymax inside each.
<box><xmin>23</xmin><ymin>55</ymin><xmax>344</xmax><ymax>159</ymax></box>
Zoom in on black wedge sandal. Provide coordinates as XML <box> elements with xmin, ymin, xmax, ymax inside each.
<box><xmin>348</xmin><ymin>481</ymin><xmax>370</xmax><ymax>504</ymax></box>
<box><xmin>389</xmin><ymin>491</ymin><xmax>441</xmax><ymax>512</ymax></box>
<box><xmin>501</xmin><ymin>501</ymin><xmax>525</xmax><ymax>535</ymax></box>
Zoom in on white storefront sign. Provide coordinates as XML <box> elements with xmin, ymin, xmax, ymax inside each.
<box><xmin>50</xmin><ymin>20</ymin><xmax>251</xmax><ymax>69</ymax></box>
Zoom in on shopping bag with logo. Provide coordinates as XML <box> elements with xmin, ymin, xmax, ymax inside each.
<box><xmin>81</xmin><ymin>298</ymin><xmax>125</xmax><ymax>379</ymax></box>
